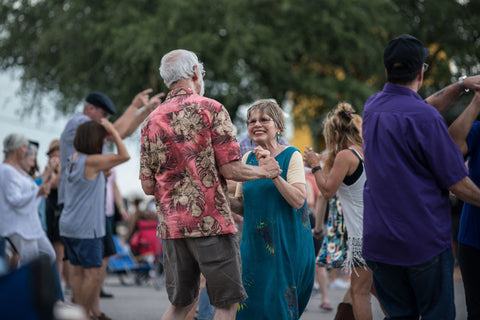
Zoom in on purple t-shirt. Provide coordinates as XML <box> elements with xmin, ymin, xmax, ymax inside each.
<box><xmin>362</xmin><ymin>83</ymin><xmax>467</xmax><ymax>266</ymax></box>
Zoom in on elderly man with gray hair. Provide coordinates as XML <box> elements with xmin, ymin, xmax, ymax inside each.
<box><xmin>140</xmin><ymin>49</ymin><xmax>281</xmax><ymax>320</ymax></box>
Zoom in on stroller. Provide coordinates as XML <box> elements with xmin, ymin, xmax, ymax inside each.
<box><xmin>107</xmin><ymin>233</ymin><xmax>164</xmax><ymax>290</ymax></box>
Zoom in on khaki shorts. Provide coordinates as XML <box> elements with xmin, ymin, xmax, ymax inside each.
<box><xmin>163</xmin><ymin>234</ymin><xmax>247</xmax><ymax>307</ymax></box>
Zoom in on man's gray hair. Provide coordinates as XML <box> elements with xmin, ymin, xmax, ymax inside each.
<box><xmin>3</xmin><ymin>133</ymin><xmax>27</xmax><ymax>157</ymax></box>
<box><xmin>159</xmin><ymin>49</ymin><xmax>203</xmax><ymax>88</ymax></box>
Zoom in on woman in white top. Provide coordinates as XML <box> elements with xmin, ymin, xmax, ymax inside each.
<box><xmin>0</xmin><ymin>134</ymin><xmax>54</xmax><ymax>266</ymax></box>
<box><xmin>304</xmin><ymin>102</ymin><xmax>378</xmax><ymax>320</ymax></box>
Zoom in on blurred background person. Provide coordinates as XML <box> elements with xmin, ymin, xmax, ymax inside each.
<box><xmin>304</xmin><ymin>102</ymin><xmax>379</xmax><ymax>320</ymax></box>
<box><xmin>59</xmin><ymin>120</ymin><xmax>130</xmax><ymax>319</ymax></box>
<box><xmin>0</xmin><ymin>133</ymin><xmax>63</xmax><ymax>301</ymax></box>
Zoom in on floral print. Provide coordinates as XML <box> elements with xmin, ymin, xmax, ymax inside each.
<box><xmin>140</xmin><ymin>88</ymin><xmax>241</xmax><ymax>239</ymax></box>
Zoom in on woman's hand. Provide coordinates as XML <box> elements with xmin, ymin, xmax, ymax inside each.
<box><xmin>100</xmin><ymin>118</ymin><xmax>116</xmax><ymax>134</ymax></box>
<box><xmin>303</xmin><ymin>146</ymin><xmax>320</xmax><ymax>168</ymax></box>
<box><xmin>254</xmin><ymin>146</ymin><xmax>270</xmax><ymax>162</ymax></box>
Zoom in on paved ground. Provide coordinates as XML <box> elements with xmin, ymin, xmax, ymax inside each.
<box><xmin>87</xmin><ymin>268</ymin><xmax>467</xmax><ymax>320</ymax></box>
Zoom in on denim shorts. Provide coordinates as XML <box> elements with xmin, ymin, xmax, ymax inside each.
<box><xmin>163</xmin><ymin>234</ymin><xmax>247</xmax><ymax>307</ymax></box>
<box><xmin>63</xmin><ymin>237</ymin><xmax>103</xmax><ymax>268</ymax></box>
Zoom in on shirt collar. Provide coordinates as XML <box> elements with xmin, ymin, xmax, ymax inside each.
<box><xmin>383</xmin><ymin>82</ymin><xmax>423</xmax><ymax>101</ymax></box>
<box><xmin>165</xmin><ymin>87</ymin><xmax>194</xmax><ymax>101</ymax></box>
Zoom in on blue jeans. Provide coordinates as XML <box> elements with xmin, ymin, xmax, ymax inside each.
<box><xmin>366</xmin><ymin>248</ymin><xmax>455</xmax><ymax>320</ymax></box>
<box><xmin>198</xmin><ymin>288</ymin><xmax>214</xmax><ymax>320</ymax></box>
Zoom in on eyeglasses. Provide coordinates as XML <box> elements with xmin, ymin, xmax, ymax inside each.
<box><xmin>246</xmin><ymin>118</ymin><xmax>273</xmax><ymax>126</ymax></box>
<box><xmin>423</xmin><ymin>63</ymin><xmax>429</xmax><ymax>72</ymax></box>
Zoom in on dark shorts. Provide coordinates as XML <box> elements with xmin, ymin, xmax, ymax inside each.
<box><xmin>63</xmin><ymin>237</ymin><xmax>103</xmax><ymax>268</ymax></box>
<box><xmin>103</xmin><ymin>216</ymin><xmax>116</xmax><ymax>258</ymax></box>
<box><xmin>163</xmin><ymin>234</ymin><xmax>247</xmax><ymax>307</ymax></box>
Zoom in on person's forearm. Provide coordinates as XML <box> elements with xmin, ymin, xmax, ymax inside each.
<box><xmin>448</xmin><ymin>99</ymin><xmax>480</xmax><ymax>156</ymax></box>
<box><xmin>113</xmin><ymin>104</ymin><xmax>138</xmax><ymax>139</ymax></box>
<box><xmin>219</xmin><ymin>161</ymin><xmax>267</xmax><ymax>181</ymax></box>
<box><xmin>425</xmin><ymin>82</ymin><xmax>463</xmax><ymax>114</ymax></box>
<box><xmin>449</xmin><ymin>176</ymin><xmax>480</xmax><ymax>207</ymax></box>
<box><xmin>111</xmin><ymin>130</ymin><xmax>130</xmax><ymax>161</ymax></box>
<box><xmin>272</xmin><ymin>178</ymin><xmax>306</xmax><ymax>209</ymax></box>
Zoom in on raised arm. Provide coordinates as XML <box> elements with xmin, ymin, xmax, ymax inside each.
<box><xmin>86</xmin><ymin>119</ymin><xmax>130</xmax><ymax>175</ymax></box>
<box><xmin>304</xmin><ymin>147</ymin><xmax>350</xmax><ymax>199</ymax></box>
<box><xmin>113</xmin><ymin>89</ymin><xmax>164</xmax><ymax>139</ymax></box>
<box><xmin>448</xmin><ymin>91</ymin><xmax>480</xmax><ymax>156</ymax></box>
<box><xmin>426</xmin><ymin>75</ymin><xmax>480</xmax><ymax>114</ymax></box>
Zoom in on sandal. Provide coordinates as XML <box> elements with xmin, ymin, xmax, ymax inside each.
<box><xmin>320</xmin><ymin>302</ymin><xmax>333</xmax><ymax>311</ymax></box>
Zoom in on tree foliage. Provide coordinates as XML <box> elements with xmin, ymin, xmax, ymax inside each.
<box><xmin>0</xmin><ymin>0</ymin><xmax>478</xmax><ymax>129</ymax></box>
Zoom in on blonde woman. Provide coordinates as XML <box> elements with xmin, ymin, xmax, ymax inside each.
<box><xmin>304</xmin><ymin>102</ymin><xmax>378</xmax><ymax>320</ymax></box>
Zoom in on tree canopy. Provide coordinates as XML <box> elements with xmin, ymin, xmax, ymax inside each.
<box><xmin>0</xmin><ymin>0</ymin><xmax>478</xmax><ymax>129</ymax></box>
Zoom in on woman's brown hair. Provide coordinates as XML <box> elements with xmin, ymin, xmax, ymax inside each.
<box><xmin>323</xmin><ymin>102</ymin><xmax>363</xmax><ymax>172</ymax></box>
<box><xmin>73</xmin><ymin>121</ymin><xmax>106</xmax><ymax>155</ymax></box>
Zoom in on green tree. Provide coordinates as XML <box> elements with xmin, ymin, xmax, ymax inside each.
<box><xmin>0</xmin><ymin>0</ymin><xmax>478</xmax><ymax>128</ymax></box>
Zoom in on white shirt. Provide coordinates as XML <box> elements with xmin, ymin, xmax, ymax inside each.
<box><xmin>0</xmin><ymin>163</ymin><xmax>44</xmax><ymax>239</ymax></box>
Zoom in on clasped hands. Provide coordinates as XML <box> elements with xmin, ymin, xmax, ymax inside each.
<box><xmin>254</xmin><ymin>146</ymin><xmax>282</xmax><ymax>179</ymax></box>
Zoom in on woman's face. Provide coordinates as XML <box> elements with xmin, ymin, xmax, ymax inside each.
<box><xmin>13</xmin><ymin>142</ymin><xmax>28</xmax><ymax>162</ymax></box>
<box><xmin>247</xmin><ymin>110</ymin><xmax>276</xmax><ymax>146</ymax></box>
<box><xmin>19</xmin><ymin>152</ymin><xmax>36</xmax><ymax>172</ymax></box>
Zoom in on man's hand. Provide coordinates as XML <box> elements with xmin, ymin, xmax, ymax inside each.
<box><xmin>259</xmin><ymin>156</ymin><xmax>281</xmax><ymax>179</ymax></box>
<box><xmin>463</xmin><ymin>75</ymin><xmax>480</xmax><ymax>92</ymax></box>
<box><xmin>145</xmin><ymin>92</ymin><xmax>165</xmax><ymax>113</ymax></box>
<box><xmin>131</xmin><ymin>88</ymin><xmax>154</xmax><ymax>109</ymax></box>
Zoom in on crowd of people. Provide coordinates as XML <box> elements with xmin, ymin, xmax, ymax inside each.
<box><xmin>2</xmin><ymin>33</ymin><xmax>480</xmax><ymax>320</ymax></box>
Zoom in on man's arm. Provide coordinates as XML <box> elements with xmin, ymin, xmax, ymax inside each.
<box><xmin>450</xmin><ymin>176</ymin><xmax>480</xmax><ymax>207</ymax></box>
<box><xmin>426</xmin><ymin>75</ymin><xmax>480</xmax><ymax>114</ymax></box>
<box><xmin>219</xmin><ymin>158</ymin><xmax>281</xmax><ymax>182</ymax></box>
<box><xmin>448</xmin><ymin>91</ymin><xmax>480</xmax><ymax>156</ymax></box>
<box><xmin>113</xmin><ymin>89</ymin><xmax>164</xmax><ymax>139</ymax></box>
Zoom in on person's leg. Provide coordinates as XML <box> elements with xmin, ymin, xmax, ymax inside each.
<box><xmin>366</xmin><ymin>259</ymin><xmax>419</xmax><ymax>319</ymax></box>
<box><xmin>53</xmin><ymin>241</ymin><xmax>64</xmax><ymax>280</ymax></box>
<box><xmin>458</xmin><ymin>243</ymin><xmax>480</xmax><ymax>320</ymax></box>
<box><xmin>198</xmin><ymin>286</ymin><xmax>214</xmax><ymax>320</ymax></box>
<box><xmin>408</xmin><ymin>248</ymin><xmax>455</xmax><ymax>320</ymax></box>
<box><xmin>350</xmin><ymin>267</ymin><xmax>373</xmax><ymax>320</ymax></box>
<box><xmin>213</xmin><ymin>303</ymin><xmax>238</xmax><ymax>320</ymax></box>
<box><xmin>90</xmin><ymin>257</ymin><xmax>110</xmax><ymax>318</ymax></box>
<box><xmin>161</xmin><ymin>303</ymin><xmax>197</xmax><ymax>320</ymax></box>
<box><xmin>316</xmin><ymin>265</ymin><xmax>332</xmax><ymax>309</ymax></box>
<box><xmin>78</xmin><ymin>266</ymin><xmax>103</xmax><ymax>316</ymax></box>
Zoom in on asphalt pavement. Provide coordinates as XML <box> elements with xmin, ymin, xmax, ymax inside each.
<box><xmin>85</xmin><ymin>268</ymin><xmax>467</xmax><ymax>320</ymax></box>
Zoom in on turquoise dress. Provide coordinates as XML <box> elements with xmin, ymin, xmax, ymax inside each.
<box><xmin>237</xmin><ymin>147</ymin><xmax>315</xmax><ymax>320</ymax></box>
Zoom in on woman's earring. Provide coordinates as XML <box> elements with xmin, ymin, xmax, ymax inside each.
<box><xmin>275</xmin><ymin>131</ymin><xmax>281</xmax><ymax>143</ymax></box>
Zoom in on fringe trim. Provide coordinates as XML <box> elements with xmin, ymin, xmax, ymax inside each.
<box><xmin>343</xmin><ymin>236</ymin><xmax>367</xmax><ymax>276</ymax></box>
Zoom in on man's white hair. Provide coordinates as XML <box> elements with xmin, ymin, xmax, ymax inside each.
<box><xmin>159</xmin><ymin>49</ymin><xmax>203</xmax><ymax>88</ymax></box>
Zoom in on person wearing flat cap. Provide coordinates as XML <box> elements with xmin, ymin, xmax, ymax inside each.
<box><xmin>362</xmin><ymin>34</ymin><xmax>480</xmax><ymax>319</ymax></box>
<box><xmin>58</xmin><ymin>88</ymin><xmax>163</xmax><ymax>320</ymax></box>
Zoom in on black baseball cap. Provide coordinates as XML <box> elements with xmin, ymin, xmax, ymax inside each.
<box><xmin>384</xmin><ymin>34</ymin><xmax>430</xmax><ymax>78</ymax></box>
<box><xmin>86</xmin><ymin>91</ymin><xmax>116</xmax><ymax>115</ymax></box>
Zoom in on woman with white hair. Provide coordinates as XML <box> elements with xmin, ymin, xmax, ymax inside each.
<box><xmin>0</xmin><ymin>133</ymin><xmax>55</xmax><ymax>266</ymax></box>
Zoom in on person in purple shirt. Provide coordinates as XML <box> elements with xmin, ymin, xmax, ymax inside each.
<box><xmin>362</xmin><ymin>34</ymin><xmax>480</xmax><ymax>320</ymax></box>
<box><xmin>448</xmin><ymin>91</ymin><xmax>480</xmax><ymax>320</ymax></box>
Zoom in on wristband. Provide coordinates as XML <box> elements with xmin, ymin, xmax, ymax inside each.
<box><xmin>458</xmin><ymin>75</ymin><xmax>469</xmax><ymax>93</ymax></box>
<box><xmin>311</xmin><ymin>166</ymin><xmax>322</xmax><ymax>174</ymax></box>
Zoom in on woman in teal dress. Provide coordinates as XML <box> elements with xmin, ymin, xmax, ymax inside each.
<box><xmin>233</xmin><ymin>99</ymin><xmax>315</xmax><ymax>319</ymax></box>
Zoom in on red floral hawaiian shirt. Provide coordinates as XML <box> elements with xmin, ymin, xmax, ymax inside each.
<box><xmin>140</xmin><ymin>88</ymin><xmax>241</xmax><ymax>239</ymax></box>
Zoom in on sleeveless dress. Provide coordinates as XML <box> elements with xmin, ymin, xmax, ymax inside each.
<box><xmin>237</xmin><ymin>147</ymin><xmax>315</xmax><ymax>320</ymax></box>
